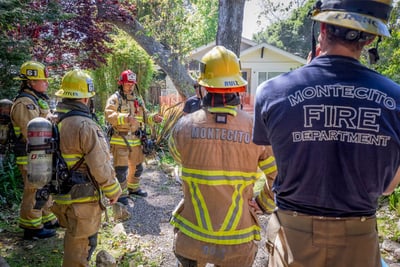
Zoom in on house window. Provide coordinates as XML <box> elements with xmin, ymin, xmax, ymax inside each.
<box><xmin>258</xmin><ymin>72</ymin><xmax>285</xmax><ymax>85</ymax></box>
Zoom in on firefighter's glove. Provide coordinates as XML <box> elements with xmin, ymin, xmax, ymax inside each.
<box><xmin>153</xmin><ymin>114</ymin><xmax>163</xmax><ymax>123</ymax></box>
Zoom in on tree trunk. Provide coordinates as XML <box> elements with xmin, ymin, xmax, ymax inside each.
<box><xmin>217</xmin><ymin>0</ymin><xmax>246</xmax><ymax>56</ymax></box>
<box><xmin>97</xmin><ymin>0</ymin><xmax>245</xmax><ymax>97</ymax></box>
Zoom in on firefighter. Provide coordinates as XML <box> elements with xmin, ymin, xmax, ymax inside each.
<box><xmin>182</xmin><ymin>82</ymin><xmax>206</xmax><ymax>115</ymax></box>
<box><xmin>253</xmin><ymin>0</ymin><xmax>399</xmax><ymax>266</ymax></box>
<box><xmin>50</xmin><ymin>69</ymin><xmax>121</xmax><ymax>267</ymax></box>
<box><xmin>10</xmin><ymin>61</ymin><xmax>58</xmax><ymax>240</ymax></box>
<box><xmin>168</xmin><ymin>46</ymin><xmax>277</xmax><ymax>267</ymax></box>
<box><xmin>104</xmin><ymin>69</ymin><xmax>162</xmax><ymax>203</ymax></box>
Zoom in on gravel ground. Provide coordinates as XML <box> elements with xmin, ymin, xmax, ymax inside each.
<box><xmin>125</xmin><ymin>159</ymin><xmax>271</xmax><ymax>267</ymax></box>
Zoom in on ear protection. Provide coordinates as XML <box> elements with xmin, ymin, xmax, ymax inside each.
<box><xmin>327</xmin><ymin>25</ymin><xmax>374</xmax><ymax>42</ymax></box>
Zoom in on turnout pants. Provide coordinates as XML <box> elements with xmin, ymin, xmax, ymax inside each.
<box><xmin>51</xmin><ymin>202</ymin><xmax>102</xmax><ymax>267</ymax></box>
<box><xmin>18</xmin><ymin>166</ymin><xmax>57</xmax><ymax>229</ymax></box>
<box><xmin>111</xmin><ymin>143</ymin><xmax>144</xmax><ymax>192</ymax></box>
<box><xmin>266</xmin><ymin>209</ymin><xmax>381</xmax><ymax>267</ymax></box>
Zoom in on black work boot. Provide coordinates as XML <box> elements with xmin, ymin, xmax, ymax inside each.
<box><xmin>23</xmin><ymin>228</ymin><xmax>56</xmax><ymax>240</ymax></box>
<box><xmin>129</xmin><ymin>189</ymin><xmax>148</xmax><ymax>197</ymax></box>
<box><xmin>117</xmin><ymin>196</ymin><xmax>130</xmax><ymax>205</ymax></box>
<box><xmin>44</xmin><ymin>220</ymin><xmax>60</xmax><ymax>229</ymax></box>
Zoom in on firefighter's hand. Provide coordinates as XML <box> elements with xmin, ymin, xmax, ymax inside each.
<box><xmin>153</xmin><ymin>114</ymin><xmax>163</xmax><ymax>123</ymax></box>
<box><xmin>249</xmin><ymin>198</ymin><xmax>263</xmax><ymax>215</ymax></box>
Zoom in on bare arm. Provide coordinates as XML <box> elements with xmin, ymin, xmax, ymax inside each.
<box><xmin>383</xmin><ymin>166</ymin><xmax>400</xmax><ymax>195</ymax></box>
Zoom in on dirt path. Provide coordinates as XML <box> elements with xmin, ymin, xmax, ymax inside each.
<box><xmin>128</xmin><ymin>159</ymin><xmax>271</xmax><ymax>267</ymax></box>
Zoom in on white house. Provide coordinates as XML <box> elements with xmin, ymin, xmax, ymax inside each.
<box><xmin>161</xmin><ymin>37</ymin><xmax>307</xmax><ymax>109</ymax></box>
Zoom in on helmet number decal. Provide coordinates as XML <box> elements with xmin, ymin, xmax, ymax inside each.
<box><xmin>26</xmin><ymin>69</ymin><xmax>38</xmax><ymax>77</ymax></box>
<box><xmin>87</xmin><ymin>78</ymin><xmax>94</xmax><ymax>92</ymax></box>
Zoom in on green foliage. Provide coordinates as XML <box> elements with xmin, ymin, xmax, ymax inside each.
<box><xmin>388</xmin><ymin>186</ymin><xmax>400</xmax><ymax>215</ymax></box>
<box><xmin>0</xmin><ymin>1</ymin><xmax>32</xmax><ymax>99</ymax></box>
<box><xmin>254</xmin><ymin>0</ymin><xmax>315</xmax><ymax>58</ymax></box>
<box><xmin>137</xmin><ymin>0</ymin><xmax>218</xmax><ymax>61</ymax></box>
<box><xmin>91</xmin><ymin>30</ymin><xmax>155</xmax><ymax>109</ymax></box>
<box><xmin>0</xmin><ymin>152</ymin><xmax>22</xmax><ymax>206</ymax></box>
<box><xmin>372</xmin><ymin>2</ymin><xmax>400</xmax><ymax>83</ymax></box>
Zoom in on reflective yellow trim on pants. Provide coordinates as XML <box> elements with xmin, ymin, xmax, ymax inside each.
<box><xmin>109</xmin><ymin>137</ymin><xmax>141</xmax><ymax>146</ymax></box>
<box><xmin>52</xmin><ymin>194</ymin><xmax>99</xmax><ymax>205</ymax></box>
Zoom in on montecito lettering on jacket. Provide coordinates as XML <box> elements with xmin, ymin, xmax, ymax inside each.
<box><xmin>191</xmin><ymin>127</ymin><xmax>251</xmax><ymax>143</ymax></box>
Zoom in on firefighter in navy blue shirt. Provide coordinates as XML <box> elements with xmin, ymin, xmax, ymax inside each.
<box><xmin>253</xmin><ymin>1</ymin><xmax>400</xmax><ymax>266</ymax></box>
<box><xmin>182</xmin><ymin>83</ymin><xmax>205</xmax><ymax>114</ymax></box>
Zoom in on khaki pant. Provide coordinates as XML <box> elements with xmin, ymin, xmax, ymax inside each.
<box><xmin>111</xmin><ymin>143</ymin><xmax>144</xmax><ymax>192</ymax></box>
<box><xmin>266</xmin><ymin>210</ymin><xmax>381</xmax><ymax>267</ymax></box>
<box><xmin>51</xmin><ymin>202</ymin><xmax>102</xmax><ymax>267</ymax></box>
<box><xmin>18</xmin><ymin>166</ymin><xmax>57</xmax><ymax>229</ymax></box>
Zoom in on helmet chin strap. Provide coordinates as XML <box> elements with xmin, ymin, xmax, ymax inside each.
<box><xmin>309</xmin><ymin>1</ymin><xmax>322</xmax><ymax>62</ymax></box>
<box><xmin>311</xmin><ymin>20</ymin><xmax>317</xmax><ymax>61</ymax></box>
<box><xmin>368</xmin><ymin>37</ymin><xmax>381</xmax><ymax>64</ymax></box>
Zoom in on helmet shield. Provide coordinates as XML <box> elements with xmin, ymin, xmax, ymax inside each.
<box><xmin>312</xmin><ymin>0</ymin><xmax>393</xmax><ymax>37</ymax></box>
<box><xmin>118</xmin><ymin>70</ymin><xmax>137</xmax><ymax>85</ymax></box>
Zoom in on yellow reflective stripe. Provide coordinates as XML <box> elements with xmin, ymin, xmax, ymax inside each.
<box><xmin>168</xmin><ymin>136</ymin><xmax>181</xmax><ymax>163</ymax></box>
<box><xmin>134</xmin><ymin>116</ymin><xmax>143</xmax><ymax>123</ymax></box>
<box><xmin>127</xmin><ymin>182</ymin><xmax>140</xmax><ymax>191</ymax></box>
<box><xmin>258</xmin><ymin>196</ymin><xmax>276</xmax><ymax>213</ymax></box>
<box><xmin>110</xmin><ymin>137</ymin><xmax>141</xmax><ymax>146</ymax></box>
<box><xmin>56</xmin><ymin>108</ymin><xmax>70</xmax><ymax>113</ymax></box>
<box><xmin>53</xmin><ymin>194</ymin><xmax>99</xmax><ymax>204</ymax></box>
<box><xmin>19</xmin><ymin>217</ymin><xmax>43</xmax><ymax>228</ymax></box>
<box><xmin>13</xmin><ymin>126</ymin><xmax>21</xmax><ymax>136</ymax></box>
<box><xmin>16</xmin><ymin>156</ymin><xmax>27</xmax><ymax>165</ymax></box>
<box><xmin>208</xmin><ymin>106</ymin><xmax>237</xmax><ymax>116</ymax></box>
<box><xmin>259</xmin><ymin>156</ymin><xmax>277</xmax><ymax>175</ymax></box>
<box><xmin>42</xmin><ymin>213</ymin><xmax>57</xmax><ymax>223</ymax></box>
<box><xmin>182</xmin><ymin>167</ymin><xmax>257</xmax><ymax>186</ymax></box>
<box><xmin>117</xmin><ymin>115</ymin><xmax>126</xmax><ymax>125</ymax></box>
<box><xmin>171</xmin><ymin>214</ymin><xmax>261</xmax><ymax>245</ymax></box>
<box><xmin>189</xmin><ymin>182</ymin><xmax>213</xmax><ymax>230</ymax></box>
<box><xmin>221</xmin><ymin>184</ymin><xmax>244</xmax><ymax>231</ymax></box>
<box><xmin>62</xmin><ymin>154</ymin><xmax>82</xmax><ymax>168</ymax></box>
<box><xmin>102</xmin><ymin>181</ymin><xmax>121</xmax><ymax>198</ymax></box>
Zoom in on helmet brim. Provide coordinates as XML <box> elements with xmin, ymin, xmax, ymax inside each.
<box><xmin>13</xmin><ymin>77</ymin><xmax>51</xmax><ymax>81</ymax></box>
<box><xmin>55</xmin><ymin>89</ymin><xmax>95</xmax><ymax>98</ymax></box>
<box><xmin>312</xmin><ymin>11</ymin><xmax>390</xmax><ymax>37</ymax></box>
<box><xmin>198</xmin><ymin>74</ymin><xmax>247</xmax><ymax>93</ymax></box>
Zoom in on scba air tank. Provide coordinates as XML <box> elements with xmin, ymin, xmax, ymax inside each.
<box><xmin>27</xmin><ymin>117</ymin><xmax>54</xmax><ymax>188</ymax></box>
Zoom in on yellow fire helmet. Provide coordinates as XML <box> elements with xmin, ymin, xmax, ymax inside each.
<box><xmin>55</xmin><ymin>69</ymin><xmax>95</xmax><ymax>99</ymax></box>
<box><xmin>311</xmin><ymin>0</ymin><xmax>393</xmax><ymax>37</ymax></box>
<box><xmin>198</xmin><ymin>46</ymin><xmax>247</xmax><ymax>93</ymax></box>
<box><xmin>14</xmin><ymin>61</ymin><xmax>50</xmax><ymax>80</ymax></box>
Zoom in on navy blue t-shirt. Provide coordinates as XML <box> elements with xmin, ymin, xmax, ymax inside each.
<box><xmin>253</xmin><ymin>55</ymin><xmax>400</xmax><ymax>217</ymax></box>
